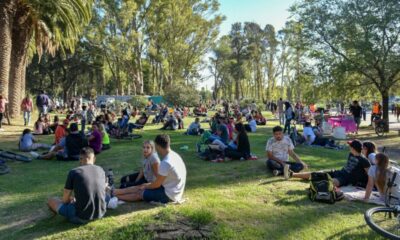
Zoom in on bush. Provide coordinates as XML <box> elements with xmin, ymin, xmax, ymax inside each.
<box><xmin>128</xmin><ymin>96</ymin><xmax>149</xmax><ymax>110</ymax></box>
<box><xmin>164</xmin><ymin>85</ymin><xmax>200</xmax><ymax>107</ymax></box>
<box><xmin>239</xmin><ymin>98</ymin><xmax>265</xmax><ymax>111</ymax></box>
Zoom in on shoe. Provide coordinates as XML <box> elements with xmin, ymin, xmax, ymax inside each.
<box><xmin>107</xmin><ymin>197</ymin><xmax>119</xmax><ymax>209</ymax></box>
<box><xmin>29</xmin><ymin>151</ymin><xmax>40</xmax><ymax>158</ymax></box>
<box><xmin>272</xmin><ymin>170</ymin><xmax>281</xmax><ymax>176</ymax></box>
<box><xmin>196</xmin><ymin>143</ymin><xmax>201</xmax><ymax>153</ymax></box>
<box><xmin>283</xmin><ymin>164</ymin><xmax>290</xmax><ymax>180</ymax></box>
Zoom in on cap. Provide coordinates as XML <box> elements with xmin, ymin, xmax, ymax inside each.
<box><xmin>347</xmin><ymin>139</ymin><xmax>362</xmax><ymax>152</ymax></box>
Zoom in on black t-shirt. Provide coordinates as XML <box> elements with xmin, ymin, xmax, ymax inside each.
<box><xmin>350</xmin><ymin>106</ymin><xmax>362</xmax><ymax>118</ymax></box>
<box><xmin>65</xmin><ymin>164</ymin><xmax>106</xmax><ymax>220</ymax></box>
<box><xmin>237</xmin><ymin>132</ymin><xmax>250</xmax><ymax>156</ymax></box>
<box><xmin>66</xmin><ymin>133</ymin><xmax>88</xmax><ymax>158</ymax></box>
<box><xmin>342</xmin><ymin>153</ymin><xmax>370</xmax><ymax>187</ymax></box>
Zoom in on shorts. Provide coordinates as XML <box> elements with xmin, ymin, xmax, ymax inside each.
<box><xmin>58</xmin><ymin>203</ymin><xmax>87</xmax><ymax>224</ymax></box>
<box><xmin>328</xmin><ymin>170</ymin><xmax>350</xmax><ymax>187</ymax></box>
<box><xmin>142</xmin><ymin>186</ymin><xmax>170</xmax><ymax>204</ymax></box>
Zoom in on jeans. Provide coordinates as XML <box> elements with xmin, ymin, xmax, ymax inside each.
<box><xmin>278</xmin><ymin>111</ymin><xmax>285</xmax><ymax>125</ymax></box>
<box><xmin>266</xmin><ymin>159</ymin><xmax>304</xmax><ymax>173</ymax></box>
<box><xmin>284</xmin><ymin>119</ymin><xmax>291</xmax><ymax>134</ymax></box>
<box><xmin>38</xmin><ymin>105</ymin><xmax>48</xmax><ymax>115</ymax></box>
<box><xmin>208</xmin><ymin>135</ymin><xmax>221</xmax><ymax>142</ymax></box>
<box><xmin>0</xmin><ymin>112</ymin><xmax>3</xmax><ymax>128</ymax></box>
<box><xmin>81</xmin><ymin>119</ymin><xmax>86</xmax><ymax>135</ymax></box>
<box><xmin>23</xmin><ymin>111</ymin><xmax>31</xmax><ymax>126</ymax></box>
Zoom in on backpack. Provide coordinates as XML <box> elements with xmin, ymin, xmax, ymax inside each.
<box><xmin>308</xmin><ymin>172</ymin><xmax>343</xmax><ymax>204</ymax></box>
<box><xmin>385</xmin><ymin>166</ymin><xmax>400</xmax><ymax>206</ymax></box>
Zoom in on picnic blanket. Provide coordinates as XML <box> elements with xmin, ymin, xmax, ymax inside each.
<box><xmin>340</xmin><ymin>186</ymin><xmax>384</xmax><ymax>206</ymax></box>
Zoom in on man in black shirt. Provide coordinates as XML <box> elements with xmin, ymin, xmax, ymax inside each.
<box><xmin>286</xmin><ymin>140</ymin><xmax>370</xmax><ymax>187</ymax></box>
<box><xmin>350</xmin><ymin>100</ymin><xmax>363</xmax><ymax>134</ymax></box>
<box><xmin>47</xmin><ymin>147</ymin><xmax>107</xmax><ymax>224</ymax></box>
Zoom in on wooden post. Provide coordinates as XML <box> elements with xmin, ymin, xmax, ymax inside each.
<box><xmin>4</xmin><ymin>103</ymin><xmax>11</xmax><ymax>125</ymax></box>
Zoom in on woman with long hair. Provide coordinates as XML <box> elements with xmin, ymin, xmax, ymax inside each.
<box><xmin>222</xmin><ymin>122</ymin><xmax>251</xmax><ymax>161</ymax></box>
<box><xmin>362</xmin><ymin>141</ymin><xmax>377</xmax><ymax>165</ymax></box>
<box><xmin>364</xmin><ymin>153</ymin><xmax>390</xmax><ymax>201</ymax></box>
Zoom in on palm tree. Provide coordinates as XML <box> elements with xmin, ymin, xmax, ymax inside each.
<box><xmin>6</xmin><ymin>0</ymin><xmax>93</xmax><ymax>117</ymax></box>
<box><xmin>0</xmin><ymin>0</ymin><xmax>16</xmax><ymax>98</ymax></box>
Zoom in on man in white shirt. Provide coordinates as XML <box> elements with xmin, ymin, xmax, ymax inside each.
<box><xmin>118</xmin><ymin>134</ymin><xmax>187</xmax><ymax>203</ymax></box>
<box><xmin>302</xmin><ymin>122</ymin><xmax>316</xmax><ymax>145</ymax></box>
<box><xmin>266</xmin><ymin>126</ymin><xmax>308</xmax><ymax>177</ymax></box>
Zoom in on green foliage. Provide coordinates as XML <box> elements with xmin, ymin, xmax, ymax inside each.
<box><xmin>182</xmin><ymin>209</ymin><xmax>215</xmax><ymax>229</ymax></box>
<box><xmin>163</xmin><ymin>84</ymin><xmax>200</xmax><ymax>107</ymax></box>
<box><xmin>128</xmin><ymin>95</ymin><xmax>149</xmax><ymax>109</ymax></box>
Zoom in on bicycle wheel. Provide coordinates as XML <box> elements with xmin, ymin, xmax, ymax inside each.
<box><xmin>127</xmin><ymin>134</ymin><xmax>142</xmax><ymax>140</ymax></box>
<box><xmin>376</xmin><ymin>126</ymin><xmax>385</xmax><ymax>137</ymax></box>
<box><xmin>365</xmin><ymin>207</ymin><xmax>400</xmax><ymax>239</ymax></box>
<box><xmin>0</xmin><ymin>151</ymin><xmax>32</xmax><ymax>162</ymax></box>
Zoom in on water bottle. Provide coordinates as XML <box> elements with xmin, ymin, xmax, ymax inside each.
<box><xmin>107</xmin><ymin>168</ymin><xmax>114</xmax><ymax>187</ymax></box>
<box><xmin>180</xmin><ymin>145</ymin><xmax>189</xmax><ymax>151</ymax></box>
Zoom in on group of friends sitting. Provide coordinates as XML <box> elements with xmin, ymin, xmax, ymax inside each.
<box><xmin>266</xmin><ymin>125</ymin><xmax>388</xmax><ymax>202</ymax></box>
<box><xmin>47</xmin><ymin>135</ymin><xmax>187</xmax><ymax>225</ymax></box>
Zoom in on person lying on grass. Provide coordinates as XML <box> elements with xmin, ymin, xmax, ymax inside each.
<box><xmin>113</xmin><ymin>134</ymin><xmax>187</xmax><ymax>204</ymax></box>
<box><xmin>47</xmin><ymin>147</ymin><xmax>107</xmax><ymax>224</ymax></box>
<box><xmin>364</xmin><ymin>153</ymin><xmax>390</xmax><ymax>202</ymax></box>
<box><xmin>266</xmin><ymin>126</ymin><xmax>308</xmax><ymax>176</ymax></box>
<box><xmin>119</xmin><ymin>140</ymin><xmax>160</xmax><ymax>189</ymax></box>
<box><xmin>39</xmin><ymin>123</ymin><xmax>88</xmax><ymax>161</ymax></box>
<box><xmin>285</xmin><ymin>140</ymin><xmax>371</xmax><ymax>188</ymax></box>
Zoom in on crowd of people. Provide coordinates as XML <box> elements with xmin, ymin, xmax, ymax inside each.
<box><xmin>0</xmin><ymin>92</ymin><xmax>398</xmax><ymax>226</ymax></box>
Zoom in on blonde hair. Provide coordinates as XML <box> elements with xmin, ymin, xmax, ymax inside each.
<box><xmin>143</xmin><ymin>140</ymin><xmax>156</xmax><ymax>156</ymax></box>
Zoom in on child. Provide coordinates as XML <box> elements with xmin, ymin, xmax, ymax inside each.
<box><xmin>362</xmin><ymin>141</ymin><xmax>377</xmax><ymax>165</ymax></box>
<box><xmin>34</xmin><ymin>116</ymin><xmax>50</xmax><ymax>135</ymax></box>
<box><xmin>364</xmin><ymin>153</ymin><xmax>390</xmax><ymax>202</ymax></box>
<box><xmin>19</xmin><ymin>129</ymin><xmax>51</xmax><ymax>151</ymax></box>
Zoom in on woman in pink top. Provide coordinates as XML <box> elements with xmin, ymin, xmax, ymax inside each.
<box><xmin>0</xmin><ymin>95</ymin><xmax>8</xmax><ymax>129</ymax></box>
<box><xmin>21</xmin><ymin>94</ymin><xmax>33</xmax><ymax>126</ymax></box>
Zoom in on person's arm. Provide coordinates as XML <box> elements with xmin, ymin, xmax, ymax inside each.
<box><xmin>288</xmin><ymin>149</ymin><xmax>308</xmax><ymax>169</ymax></box>
<box><xmin>364</xmin><ymin>176</ymin><xmax>374</xmax><ymax>201</ymax></box>
<box><xmin>151</xmin><ymin>162</ymin><xmax>160</xmax><ymax>177</ymax></box>
<box><xmin>88</xmin><ymin>135</ymin><xmax>95</xmax><ymax>141</ymax></box>
<box><xmin>267</xmin><ymin>151</ymin><xmax>285</xmax><ymax>165</ymax></box>
<box><xmin>62</xmin><ymin>189</ymin><xmax>73</xmax><ymax>203</ymax></box>
<box><xmin>140</xmin><ymin>174</ymin><xmax>167</xmax><ymax>190</ymax></box>
<box><xmin>135</xmin><ymin>169</ymin><xmax>144</xmax><ymax>182</ymax></box>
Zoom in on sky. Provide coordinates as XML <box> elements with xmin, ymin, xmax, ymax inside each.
<box><xmin>198</xmin><ymin>0</ymin><xmax>297</xmax><ymax>90</ymax></box>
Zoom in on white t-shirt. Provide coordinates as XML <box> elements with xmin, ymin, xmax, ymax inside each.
<box><xmin>368</xmin><ymin>153</ymin><xmax>377</xmax><ymax>165</ymax></box>
<box><xmin>266</xmin><ymin>136</ymin><xmax>294</xmax><ymax>162</ymax></box>
<box><xmin>302</xmin><ymin>127</ymin><xmax>316</xmax><ymax>144</ymax></box>
<box><xmin>159</xmin><ymin>150</ymin><xmax>187</xmax><ymax>202</ymax></box>
<box><xmin>142</xmin><ymin>153</ymin><xmax>160</xmax><ymax>183</ymax></box>
<box><xmin>249</xmin><ymin>119</ymin><xmax>257</xmax><ymax>132</ymax></box>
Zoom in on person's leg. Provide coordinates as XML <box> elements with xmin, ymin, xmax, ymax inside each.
<box><xmin>47</xmin><ymin>197</ymin><xmax>63</xmax><ymax>214</ymax></box>
<box><xmin>39</xmin><ymin>151</ymin><xmax>57</xmax><ymax>160</ymax></box>
<box><xmin>81</xmin><ymin>120</ymin><xmax>86</xmax><ymax>135</ymax></box>
<box><xmin>288</xmin><ymin>162</ymin><xmax>304</xmax><ymax>173</ymax></box>
<box><xmin>142</xmin><ymin>187</ymin><xmax>170</xmax><ymax>204</ymax></box>
<box><xmin>225</xmin><ymin>149</ymin><xmax>245</xmax><ymax>160</ymax></box>
<box><xmin>244</xmin><ymin>124</ymin><xmax>251</xmax><ymax>132</ymax></box>
<box><xmin>23</xmin><ymin>111</ymin><xmax>27</xmax><ymax>126</ymax></box>
<box><xmin>31</xmin><ymin>143</ymin><xmax>51</xmax><ymax>150</ymax></box>
<box><xmin>119</xmin><ymin>172</ymin><xmax>140</xmax><ymax>188</ymax></box>
<box><xmin>266</xmin><ymin>159</ymin><xmax>284</xmax><ymax>171</ymax></box>
<box><xmin>291</xmin><ymin>172</ymin><xmax>312</xmax><ymax>180</ymax></box>
<box><xmin>211</xmin><ymin>139</ymin><xmax>227</xmax><ymax>150</ymax></box>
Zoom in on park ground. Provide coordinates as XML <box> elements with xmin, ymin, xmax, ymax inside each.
<box><xmin>1</xmin><ymin>112</ymin><xmax>400</xmax><ymax>240</ymax></box>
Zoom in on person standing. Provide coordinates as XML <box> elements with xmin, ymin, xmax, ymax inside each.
<box><xmin>0</xmin><ymin>95</ymin><xmax>8</xmax><ymax>130</ymax></box>
<box><xmin>21</xmin><ymin>94</ymin><xmax>33</xmax><ymax>126</ymax></box>
<box><xmin>370</xmin><ymin>101</ymin><xmax>382</xmax><ymax>126</ymax></box>
<box><xmin>277</xmin><ymin>98</ymin><xmax>284</xmax><ymax>125</ymax></box>
<box><xmin>350</xmin><ymin>100</ymin><xmax>362</xmax><ymax>134</ymax></box>
<box><xmin>36</xmin><ymin>90</ymin><xmax>50</xmax><ymax>116</ymax></box>
<box><xmin>283</xmin><ymin>102</ymin><xmax>294</xmax><ymax>134</ymax></box>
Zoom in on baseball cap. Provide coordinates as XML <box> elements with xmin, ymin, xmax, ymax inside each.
<box><xmin>347</xmin><ymin>139</ymin><xmax>362</xmax><ymax>152</ymax></box>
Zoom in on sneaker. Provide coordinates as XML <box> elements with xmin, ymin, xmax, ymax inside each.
<box><xmin>107</xmin><ymin>197</ymin><xmax>119</xmax><ymax>209</ymax></box>
<box><xmin>29</xmin><ymin>151</ymin><xmax>40</xmax><ymax>158</ymax></box>
<box><xmin>272</xmin><ymin>170</ymin><xmax>281</xmax><ymax>176</ymax></box>
<box><xmin>283</xmin><ymin>164</ymin><xmax>291</xmax><ymax>180</ymax></box>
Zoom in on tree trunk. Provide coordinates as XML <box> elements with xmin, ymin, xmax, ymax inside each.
<box><xmin>8</xmin><ymin>6</ymin><xmax>31</xmax><ymax>118</ymax></box>
<box><xmin>381</xmin><ymin>89</ymin><xmax>389</xmax><ymax>130</ymax></box>
<box><xmin>0</xmin><ymin>0</ymin><xmax>16</xmax><ymax>99</ymax></box>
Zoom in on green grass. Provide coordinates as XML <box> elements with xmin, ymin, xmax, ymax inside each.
<box><xmin>0</xmin><ymin>113</ymin><xmax>391</xmax><ymax>239</ymax></box>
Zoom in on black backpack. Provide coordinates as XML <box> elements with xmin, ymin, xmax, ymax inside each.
<box><xmin>308</xmin><ymin>172</ymin><xmax>344</xmax><ymax>204</ymax></box>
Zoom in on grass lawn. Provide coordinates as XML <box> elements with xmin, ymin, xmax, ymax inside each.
<box><xmin>0</xmin><ymin>112</ymin><xmax>394</xmax><ymax>239</ymax></box>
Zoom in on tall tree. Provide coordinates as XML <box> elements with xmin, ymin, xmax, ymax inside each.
<box><xmin>292</xmin><ymin>0</ymin><xmax>400</xmax><ymax>124</ymax></box>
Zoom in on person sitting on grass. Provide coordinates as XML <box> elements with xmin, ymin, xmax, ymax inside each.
<box><xmin>33</xmin><ymin>115</ymin><xmax>50</xmax><ymax>135</ymax></box>
<box><xmin>49</xmin><ymin>115</ymin><xmax>60</xmax><ymax>133</ymax></box>
<box><xmin>266</xmin><ymin>126</ymin><xmax>308</xmax><ymax>176</ymax></box>
<box><xmin>113</xmin><ymin>134</ymin><xmax>187</xmax><ymax>204</ymax></box>
<box><xmin>364</xmin><ymin>153</ymin><xmax>390</xmax><ymax>202</ymax></box>
<box><xmin>362</xmin><ymin>141</ymin><xmax>377</xmax><ymax>165</ymax></box>
<box><xmin>302</xmin><ymin>122</ymin><xmax>316</xmax><ymax>145</ymax></box>
<box><xmin>285</xmin><ymin>140</ymin><xmax>371</xmax><ymax>188</ymax></box>
<box><xmin>40</xmin><ymin>123</ymin><xmax>88</xmax><ymax>161</ymax></box>
<box><xmin>223</xmin><ymin>123</ymin><xmax>251</xmax><ymax>161</ymax></box>
<box><xmin>19</xmin><ymin>129</ymin><xmax>51</xmax><ymax>152</ymax></box>
<box><xmin>119</xmin><ymin>140</ymin><xmax>160</xmax><ymax>188</ymax></box>
<box><xmin>88</xmin><ymin>122</ymin><xmax>102</xmax><ymax>154</ymax></box>
<box><xmin>129</xmin><ymin>112</ymin><xmax>149</xmax><ymax>131</ymax></box>
<box><xmin>254</xmin><ymin>111</ymin><xmax>266</xmax><ymax>125</ymax></box>
<box><xmin>54</xmin><ymin>119</ymin><xmax>69</xmax><ymax>145</ymax></box>
<box><xmin>186</xmin><ymin>117</ymin><xmax>204</xmax><ymax>135</ymax></box>
<box><xmin>47</xmin><ymin>147</ymin><xmax>107</xmax><ymax>224</ymax></box>
<box><xmin>99</xmin><ymin>123</ymin><xmax>111</xmax><ymax>150</ymax></box>
<box><xmin>244</xmin><ymin>115</ymin><xmax>257</xmax><ymax>132</ymax></box>
<box><xmin>160</xmin><ymin>114</ymin><xmax>178</xmax><ymax>130</ymax></box>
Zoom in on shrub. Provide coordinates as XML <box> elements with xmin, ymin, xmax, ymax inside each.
<box><xmin>128</xmin><ymin>96</ymin><xmax>149</xmax><ymax>110</ymax></box>
<box><xmin>164</xmin><ymin>85</ymin><xmax>200</xmax><ymax>107</ymax></box>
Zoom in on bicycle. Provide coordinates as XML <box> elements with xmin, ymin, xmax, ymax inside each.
<box><xmin>0</xmin><ymin>150</ymin><xmax>32</xmax><ymax>162</ymax></box>
<box><xmin>0</xmin><ymin>160</ymin><xmax>10</xmax><ymax>175</ymax></box>
<box><xmin>372</xmin><ymin>115</ymin><xmax>388</xmax><ymax>137</ymax></box>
